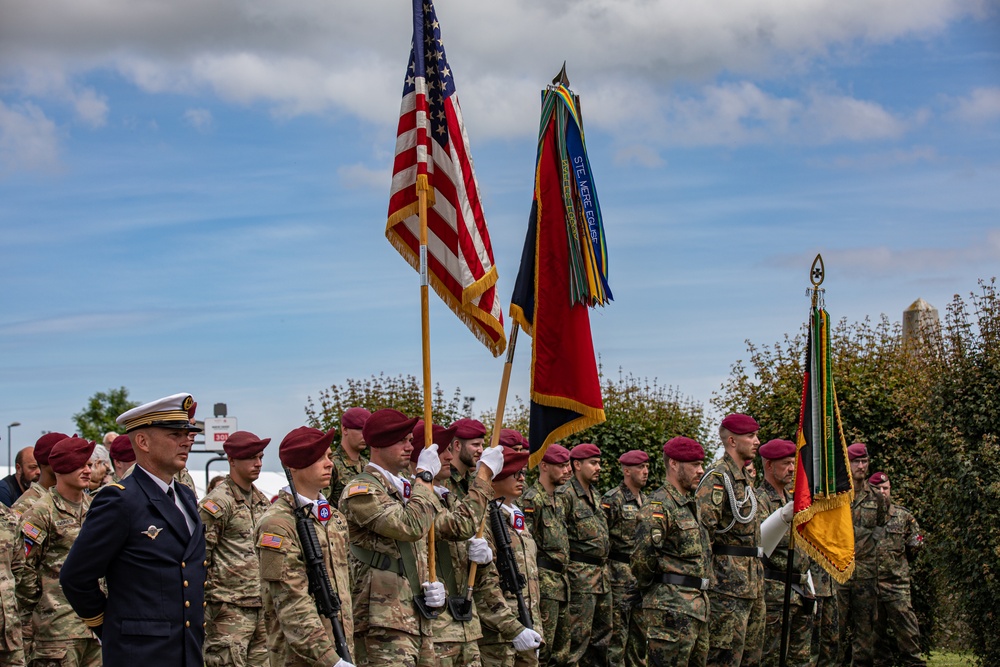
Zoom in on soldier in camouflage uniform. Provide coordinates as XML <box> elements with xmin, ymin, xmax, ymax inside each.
<box><xmin>837</xmin><ymin>445</ymin><xmax>888</xmax><ymax>667</ymax></box>
<box><xmin>755</xmin><ymin>440</ymin><xmax>811</xmax><ymax>667</ymax></box>
<box><xmin>444</xmin><ymin>419</ymin><xmax>487</xmax><ymax>501</ymax></box>
<box><xmin>340</xmin><ymin>409</ymin><xmax>445</xmax><ymax>667</ymax></box>
<box><xmin>632</xmin><ymin>436</ymin><xmax>712</xmax><ymax>667</ymax></box>
<box><xmin>255</xmin><ymin>426</ymin><xmax>355</xmax><ymax>667</ymax></box>
<box><xmin>410</xmin><ymin>421</ymin><xmax>500</xmax><ymax>667</ymax></box>
<box><xmin>696</xmin><ymin>414</ymin><xmax>765</xmax><ymax>667</ymax></box>
<box><xmin>18</xmin><ymin>437</ymin><xmax>101</xmax><ymax>666</ymax></box>
<box><xmin>476</xmin><ymin>446</ymin><xmax>542</xmax><ymax>667</ymax></box>
<box><xmin>10</xmin><ymin>433</ymin><xmax>67</xmax><ymax>520</ymax></box>
<box><xmin>557</xmin><ymin>443</ymin><xmax>612</xmax><ymax>666</ymax></box>
<box><xmin>0</xmin><ymin>503</ymin><xmax>27</xmax><ymax>667</ymax></box>
<box><xmin>809</xmin><ymin>559</ymin><xmax>839</xmax><ymax>667</ymax></box>
<box><xmin>323</xmin><ymin>407</ymin><xmax>370</xmax><ymax>507</ymax></box>
<box><xmin>869</xmin><ymin>472</ymin><xmax>926</xmax><ymax>667</ymax></box>
<box><xmin>519</xmin><ymin>444</ymin><xmax>572</xmax><ymax>666</ymax></box>
<box><xmin>199</xmin><ymin>431</ymin><xmax>272</xmax><ymax>667</ymax></box>
<box><xmin>602</xmin><ymin>449</ymin><xmax>649</xmax><ymax>667</ymax></box>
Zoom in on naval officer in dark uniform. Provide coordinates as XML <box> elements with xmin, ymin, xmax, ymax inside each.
<box><xmin>60</xmin><ymin>392</ymin><xmax>207</xmax><ymax>666</ymax></box>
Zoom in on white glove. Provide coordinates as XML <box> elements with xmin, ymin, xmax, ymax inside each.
<box><xmin>421</xmin><ymin>580</ymin><xmax>446</xmax><ymax>608</ymax></box>
<box><xmin>512</xmin><ymin>627</ymin><xmax>542</xmax><ymax>652</ymax></box>
<box><xmin>780</xmin><ymin>499</ymin><xmax>794</xmax><ymax>523</ymax></box>
<box><xmin>477</xmin><ymin>445</ymin><xmax>505</xmax><ymax>479</ymax></box>
<box><xmin>333</xmin><ymin>659</ymin><xmax>356</xmax><ymax>667</ymax></box>
<box><xmin>416</xmin><ymin>444</ymin><xmax>442</xmax><ymax>479</ymax></box>
<box><xmin>467</xmin><ymin>536</ymin><xmax>493</xmax><ymax>564</ymax></box>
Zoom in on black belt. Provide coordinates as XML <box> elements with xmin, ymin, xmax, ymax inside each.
<box><xmin>657</xmin><ymin>573</ymin><xmax>710</xmax><ymax>591</ymax></box>
<box><xmin>608</xmin><ymin>551</ymin><xmax>631</xmax><ymax>564</ymax></box>
<box><xmin>713</xmin><ymin>544</ymin><xmax>763</xmax><ymax>558</ymax></box>
<box><xmin>764</xmin><ymin>569</ymin><xmax>808</xmax><ymax>586</ymax></box>
<box><xmin>569</xmin><ymin>551</ymin><xmax>606</xmax><ymax>566</ymax></box>
<box><xmin>536</xmin><ymin>555</ymin><xmax>565</xmax><ymax>573</ymax></box>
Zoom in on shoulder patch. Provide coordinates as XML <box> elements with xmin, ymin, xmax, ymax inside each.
<box><xmin>651</xmin><ymin>500</ymin><xmax>663</xmax><ymax>506</ymax></box>
<box><xmin>258</xmin><ymin>533</ymin><xmax>284</xmax><ymax>550</ymax></box>
<box><xmin>601</xmin><ymin>502</ymin><xmax>611</xmax><ymax>509</ymax></box>
<box><xmin>346</xmin><ymin>483</ymin><xmax>372</xmax><ymax>497</ymax></box>
<box><xmin>99</xmin><ymin>483</ymin><xmax>125</xmax><ymax>494</ymax></box>
<box><xmin>522</xmin><ymin>506</ymin><xmax>534</xmax><ymax>513</ymax></box>
<box><xmin>22</xmin><ymin>522</ymin><xmax>42</xmax><ymax>540</ymax></box>
<box><xmin>201</xmin><ymin>499</ymin><xmax>222</xmax><ymax>515</ymax></box>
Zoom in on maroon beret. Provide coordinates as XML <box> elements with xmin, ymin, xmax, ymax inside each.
<box><xmin>759</xmin><ymin>439</ymin><xmax>796</xmax><ymax>460</ymax></box>
<box><xmin>570</xmin><ymin>443</ymin><xmax>601</xmax><ymax>460</ymax></box>
<box><xmin>364</xmin><ymin>409</ymin><xmax>419</xmax><ymax>449</ymax></box>
<box><xmin>34</xmin><ymin>432</ymin><xmax>70</xmax><ymax>466</ymax></box>
<box><xmin>541</xmin><ymin>444</ymin><xmax>570</xmax><ymax>465</ymax></box>
<box><xmin>279</xmin><ymin>427</ymin><xmax>336</xmax><ymax>469</ymax></box>
<box><xmin>494</xmin><ymin>446</ymin><xmax>529</xmax><ymax>481</ymax></box>
<box><xmin>341</xmin><ymin>407</ymin><xmax>372</xmax><ymax>430</ymax></box>
<box><xmin>49</xmin><ymin>437</ymin><xmax>97</xmax><ymax>474</ymax></box>
<box><xmin>663</xmin><ymin>436</ymin><xmax>705</xmax><ymax>462</ymax></box>
<box><xmin>869</xmin><ymin>471</ymin><xmax>889</xmax><ymax>485</ymax></box>
<box><xmin>499</xmin><ymin>428</ymin><xmax>526</xmax><ymax>449</ymax></box>
<box><xmin>410</xmin><ymin>422</ymin><xmax>459</xmax><ymax>463</ymax></box>
<box><xmin>847</xmin><ymin>443</ymin><xmax>869</xmax><ymax>460</ymax></box>
<box><xmin>223</xmin><ymin>430</ymin><xmax>271</xmax><ymax>459</ymax></box>
<box><xmin>451</xmin><ymin>418</ymin><xmax>486</xmax><ymax>440</ymax></box>
<box><xmin>721</xmin><ymin>413</ymin><xmax>760</xmax><ymax>435</ymax></box>
<box><xmin>109</xmin><ymin>434</ymin><xmax>136</xmax><ymax>463</ymax></box>
<box><xmin>619</xmin><ymin>450</ymin><xmax>649</xmax><ymax>466</ymax></box>
<box><xmin>187</xmin><ymin>401</ymin><xmax>198</xmax><ymax>420</ymax></box>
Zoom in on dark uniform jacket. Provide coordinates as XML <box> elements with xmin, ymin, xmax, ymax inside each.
<box><xmin>60</xmin><ymin>467</ymin><xmax>206</xmax><ymax>667</ymax></box>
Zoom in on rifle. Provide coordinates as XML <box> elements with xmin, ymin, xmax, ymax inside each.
<box><xmin>284</xmin><ymin>467</ymin><xmax>352</xmax><ymax>663</ymax></box>
<box><xmin>489</xmin><ymin>499</ymin><xmax>533</xmax><ymax>629</ymax></box>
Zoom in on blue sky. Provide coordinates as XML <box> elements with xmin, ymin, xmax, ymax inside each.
<box><xmin>1</xmin><ymin>0</ymin><xmax>998</xmax><ymax>477</ymax></box>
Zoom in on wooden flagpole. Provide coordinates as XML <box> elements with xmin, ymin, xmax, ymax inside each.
<box><xmin>418</xmin><ymin>186</ymin><xmax>437</xmax><ymax>584</ymax></box>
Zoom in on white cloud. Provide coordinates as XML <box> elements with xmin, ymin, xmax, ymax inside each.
<box><xmin>183</xmin><ymin>107</ymin><xmax>212</xmax><ymax>131</ymax></box>
<box><xmin>71</xmin><ymin>87</ymin><xmax>108</xmax><ymax>127</ymax></box>
<box><xmin>338</xmin><ymin>163</ymin><xmax>390</xmax><ymax>191</ymax></box>
<box><xmin>952</xmin><ymin>86</ymin><xmax>1000</xmax><ymax>123</ymax></box>
<box><xmin>0</xmin><ymin>100</ymin><xmax>60</xmax><ymax>174</ymax></box>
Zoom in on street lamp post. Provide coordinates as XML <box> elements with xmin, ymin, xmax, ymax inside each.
<box><xmin>7</xmin><ymin>422</ymin><xmax>22</xmax><ymax>473</ymax></box>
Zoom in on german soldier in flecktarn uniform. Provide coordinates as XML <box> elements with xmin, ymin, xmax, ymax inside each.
<box><xmin>410</xmin><ymin>421</ymin><xmax>503</xmax><ymax>667</ymax></box>
<box><xmin>602</xmin><ymin>449</ymin><xmax>650</xmax><ymax>667</ymax></box>
<box><xmin>255</xmin><ymin>427</ymin><xmax>355</xmax><ymax>667</ymax></box>
<box><xmin>518</xmin><ymin>444</ymin><xmax>572</xmax><ymax>666</ymax></box>
<box><xmin>632</xmin><ymin>437</ymin><xmax>712</xmax><ymax>667</ymax></box>
<box><xmin>869</xmin><ymin>472</ymin><xmax>926</xmax><ymax>667</ymax></box>
<box><xmin>755</xmin><ymin>439</ymin><xmax>812</xmax><ymax>667</ymax></box>
<box><xmin>0</xmin><ymin>503</ymin><xmax>27</xmax><ymax>667</ymax></box>
<box><xmin>19</xmin><ymin>437</ymin><xmax>102</xmax><ymax>666</ymax></box>
<box><xmin>325</xmin><ymin>407</ymin><xmax>371</xmax><ymax>507</ymax></box>
<box><xmin>557</xmin><ymin>442</ymin><xmax>612</xmax><ymax>665</ymax></box>
<box><xmin>445</xmin><ymin>418</ymin><xmax>487</xmax><ymax>500</ymax></box>
<box><xmin>340</xmin><ymin>409</ymin><xmax>445</xmax><ymax>667</ymax></box>
<box><xmin>199</xmin><ymin>431</ymin><xmax>272</xmax><ymax>667</ymax></box>
<box><xmin>60</xmin><ymin>392</ymin><xmax>206</xmax><ymax>667</ymax></box>
<box><xmin>475</xmin><ymin>446</ymin><xmax>543</xmax><ymax>667</ymax></box>
<box><xmin>696</xmin><ymin>413</ymin><xmax>765</xmax><ymax>667</ymax></box>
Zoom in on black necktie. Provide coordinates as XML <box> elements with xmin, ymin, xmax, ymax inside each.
<box><xmin>167</xmin><ymin>486</ymin><xmax>176</xmax><ymax>501</ymax></box>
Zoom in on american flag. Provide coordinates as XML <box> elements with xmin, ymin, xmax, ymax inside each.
<box><xmin>386</xmin><ymin>0</ymin><xmax>506</xmax><ymax>357</ymax></box>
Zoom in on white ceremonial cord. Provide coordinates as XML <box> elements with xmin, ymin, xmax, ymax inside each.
<box><xmin>717</xmin><ymin>472</ymin><xmax>758</xmax><ymax>534</ymax></box>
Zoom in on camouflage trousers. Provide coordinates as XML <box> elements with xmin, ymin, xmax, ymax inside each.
<box><xmin>479</xmin><ymin>641</ymin><xmax>539</xmax><ymax>667</ymax></box>
<box><xmin>873</xmin><ymin>595</ymin><xmax>925</xmax><ymax>667</ymax></box>
<box><xmin>431</xmin><ymin>640</ymin><xmax>482</xmax><ymax>667</ymax></box>
<box><xmin>837</xmin><ymin>579</ymin><xmax>877</xmax><ymax>667</ymax></box>
<box><xmin>355</xmin><ymin>627</ymin><xmax>421</xmax><ymax>667</ymax></box>
<box><xmin>609</xmin><ymin>563</ymin><xmax>646</xmax><ymax>667</ymax></box>
<box><xmin>0</xmin><ymin>647</ymin><xmax>24</xmax><ymax>667</ymax></box>
<box><xmin>204</xmin><ymin>601</ymin><xmax>268</xmax><ymax>667</ymax></box>
<box><xmin>29</xmin><ymin>638</ymin><xmax>101</xmax><ymax>667</ymax></box>
<box><xmin>761</xmin><ymin>584</ymin><xmax>812</xmax><ymax>667</ymax></box>
<box><xmin>810</xmin><ymin>595</ymin><xmax>839</xmax><ymax>667</ymax></box>
<box><xmin>539</xmin><ymin>597</ymin><xmax>570</xmax><ymax>666</ymax></box>
<box><xmin>565</xmin><ymin>587</ymin><xmax>612</xmax><ymax>666</ymax></box>
<box><xmin>706</xmin><ymin>592</ymin><xmax>765</xmax><ymax>667</ymax></box>
<box><xmin>642</xmin><ymin>607</ymin><xmax>709</xmax><ymax>667</ymax></box>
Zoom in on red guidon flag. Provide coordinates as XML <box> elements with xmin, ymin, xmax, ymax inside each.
<box><xmin>385</xmin><ymin>0</ymin><xmax>505</xmax><ymax>356</ymax></box>
<box><xmin>792</xmin><ymin>305</ymin><xmax>856</xmax><ymax>583</ymax></box>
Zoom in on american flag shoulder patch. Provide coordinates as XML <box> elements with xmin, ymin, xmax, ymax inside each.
<box><xmin>258</xmin><ymin>533</ymin><xmax>284</xmax><ymax>550</ymax></box>
<box><xmin>346</xmin><ymin>483</ymin><xmax>371</xmax><ymax>497</ymax></box>
<box><xmin>201</xmin><ymin>500</ymin><xmax>221</xmax><ymax>515</ymax></box>
<box><xmin>22</xmin><ymin>522</ymin><xmax>41</xmax><ymax>540</ymax></box>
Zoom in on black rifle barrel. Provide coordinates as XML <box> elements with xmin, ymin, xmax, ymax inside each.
<box><xmin>284</xmin><ymin>467</ymin><xmax>352</xmax><ymax>663</ymax></box>
<box><xmin>489</xmin><ymin>500</ymin><xmax>533</xmax><ymax>630</ymax></box>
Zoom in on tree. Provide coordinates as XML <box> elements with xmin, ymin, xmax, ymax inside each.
<box><xmin>73</xmin><ymin>387</ymin><xmax>139</xmax><ymax>442</ymax></box>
